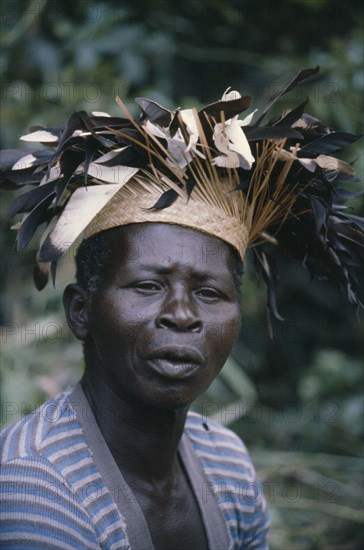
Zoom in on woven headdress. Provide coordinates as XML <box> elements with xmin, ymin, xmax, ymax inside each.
<box><xmin>1</xmin><ymin>67</ymin><xmax>363</xmax><ymax>320</ymax></box>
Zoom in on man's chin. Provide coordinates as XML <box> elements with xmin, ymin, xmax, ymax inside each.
<box><xmin>139</xmin><ymin>390</ymin><xmax>200</xmax><ymax>412</ymax></box>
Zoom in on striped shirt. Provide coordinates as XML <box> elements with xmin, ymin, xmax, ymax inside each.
<box><xmin>0</xmin><ymin>386</ymin><xmax>269</xmax><ymax>549</ymax></box>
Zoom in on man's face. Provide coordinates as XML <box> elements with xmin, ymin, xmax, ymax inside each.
<box><xmin>86</xmin><ymin>223</ymin><xmax>241</xmax><ymax>409</ymax></box>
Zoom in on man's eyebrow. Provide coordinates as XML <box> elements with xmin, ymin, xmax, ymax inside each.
<box><xmin>135</xmin><ymin>263</ymin><xmax>231</xmax><ymax>283</ymax></box>
<box><xmin>134</xmin><ymin>263</ymin><xmax>174</xmax><ymax>273</ymax></box>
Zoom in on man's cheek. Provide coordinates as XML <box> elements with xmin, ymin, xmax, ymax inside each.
<box><xmin>228</xmin><ymin>317</ymin><xmax>241</xmax><ymax>343</ymax></box>
<box><xmin>203</xmin><ymin>322</ymin><xmax>228</xmax><ymax>352</ymax></box>
<box><xmin>204</xmin><ymin>318</ymin><xmax>240</xmax><ymax>349</ymax></box>
<box><xmin>120</xmin><ymin>321</ymin><xmax>146</xmax><ymax>343</ymax></box>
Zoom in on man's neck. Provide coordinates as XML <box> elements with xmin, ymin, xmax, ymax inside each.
<box><xmin>80</xmin><ymin>370</ymin><xmax>188</xmax><ymax>483</ymax></box>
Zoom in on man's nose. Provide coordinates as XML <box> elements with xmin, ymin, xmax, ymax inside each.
<box><xmin>155</xmin><ymin>288</ymin><xmax>202</xmax><ymax>332</ymax></box>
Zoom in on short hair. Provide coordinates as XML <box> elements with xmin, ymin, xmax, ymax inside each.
<box><xmin>76</xmin><ymin>226</ymin><xmax>244</xmax><ymax>296</ymax></box>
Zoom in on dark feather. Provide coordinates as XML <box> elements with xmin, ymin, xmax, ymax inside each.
<box><xmin>310</xmin><ymin>197</ymin><xmax>328</xmax><ymax>233</ymax></box>
<box><xmin>113</xmin><ymin>128</ymin><xmax>153</xmax><ymax>155</ymax></box>
<box><xmin>76</xmin><ymin>111</ymin><xmax>117</xmax><ymax>148</ymax></box>
<box><xmin>245</xmin><ymin>127</ymin><xmax>303</xmax><ymax>141</ymax></box>
<box><xmin>169</xmin><ymin>109</ymin><xmax>181</xmax><ymax>137</ymax></box>
<box><xmin>97</xmin><ymin>146</ymin><xmax>148</xmax><ymax>169</ymax></box>
<box><xmin>82</xmin><ymin>138</ymin><xmax>100</xmax><ymax>185</ymax></box>
<box><xmin>200</xmin><ymin>95</ymin><xmax>252</xmax><ymax>121</ymax></box>
<box><xmin>0</xmin><ymin>169</ymin><xmax>45</xmax><ymax>190</ymax></box>
<box><xmin>340</xmin><ymin>213</ymin><xmax>364</xmax><ymax>231</ymax></box>
<box><xmin>55</xmin><ymin>150</ymin><xmax>85</xmax><ymax>204</ymax></box>
<box><xmin>147</xmin><ymin>189</ymin><xmax>179</xmax><ymax>210</ymax></box>
<box><xmin>135</xmin><ymin>98</ymin><xmax>172</xmax><ymax>126</ymax></box>
<box><xmin>54</xmin><ymin>177</ymin><xmax>69</xmax><ymax>207</ymax></box>
<box><xmin>5</xmin><ymin>180</ymin><xmax>57</xmax><ymax>219</ymax></box>
<box><xmin>254</xmin><ymin>66</ymin><xmax>320</xmax><ymax>126</ymax></box>
<box><xmin>15</xmin><ymin>194</ymin><xmax>55</xmax><ymax>251</ymax></box>
<box><xmin>274</xmin><ymin>99</ymin><xmax>309</xmax><ymax>127</ymax></box>
<box><xmin>0</xmin><ymin>149</ymin><xmax>35</xmax><ymax>171</ymax></box>
<box><xmin>186</xmin><ymin>177</ymin><xmax>196</xmax><ymax>199</ymax></box>
<box><xmin>327</xmin><ymin>171</ymin><xmax>361</xmax><ymax>184</ymax></box>
<box><xmin>0</xmin><ymin>149</ymin><xmax>53</xmax><ymax>173</ymax></box>
<box><xmin>252</xmin><ymin>247</ymin><xmax>284</xmax><ymax>322</ymax></box>
<box><xmin>91</xmin><ymin>116</ymin><xmax>131</xmax><ymax>128</ymax></box>
<box><xmin>301</xmin><ymin>132</ymin><xmax>361</xmax><ymax>155</ymax></box>
<box><xmin>33</xmin><ymin>261</ymin><xmax>50</xmax><ymax>291</ymax></box>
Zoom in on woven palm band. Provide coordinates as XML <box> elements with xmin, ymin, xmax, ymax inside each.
<box><xmin>84</xmin><ymin>177</ymin><xmax>249</xmax><ymax>258</ymax></box>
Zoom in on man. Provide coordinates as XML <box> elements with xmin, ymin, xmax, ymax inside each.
<box><xmin>1</xmin><ymin>68</ymin><xmax>362</xmax><ymax>548</ymax></box>
<box><xmin>1</xmin><ymin>222</ymin><xmax>269</xmax><ymax>548</ymax></box>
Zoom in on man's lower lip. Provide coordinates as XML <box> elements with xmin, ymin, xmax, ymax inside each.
<box><xmin>147</xmin><ymin>358</ymin><xmax>201</xmax><ymax>379</ymax></box>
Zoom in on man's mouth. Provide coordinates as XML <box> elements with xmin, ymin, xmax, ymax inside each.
<box><xmin>146</xmin><ymin>347</ymin><xmax>204</xmax><ymax>379</ymax></box>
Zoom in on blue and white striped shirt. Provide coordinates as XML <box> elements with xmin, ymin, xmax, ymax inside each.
<box><xmin>0</xmin><ymin>386</ymin><xmax>269</xmax><ymax>549</ymax></box>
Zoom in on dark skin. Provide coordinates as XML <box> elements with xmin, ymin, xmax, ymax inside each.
<box><xmin>64</xmin><ymin>223</ymin><xmax>241</xmax><ymax>549</ymax></box>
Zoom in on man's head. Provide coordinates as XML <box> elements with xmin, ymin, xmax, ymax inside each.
<box><xmin>64</xmin><ymin>223</ymin><xmax>242</xmax><ymax>410</ymax></box>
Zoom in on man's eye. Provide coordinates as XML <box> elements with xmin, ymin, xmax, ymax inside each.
<box><xmin>132</xmin><ymin>281</ymin><xmax>162</xmax><ymax>292</ymax></box>
<box><xmin>195</xmin><ymin>287</ymin><xmax>221</xmax><ymax>300</ymax></box>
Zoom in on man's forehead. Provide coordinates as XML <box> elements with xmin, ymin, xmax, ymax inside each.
<box><xmin>111</xmin><ymin>223</ymin><xmax>234</xmax><ymax>268</ymax></box>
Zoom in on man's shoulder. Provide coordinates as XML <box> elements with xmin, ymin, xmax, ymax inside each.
<box><xmin>185</xmin><ymin>411</ymin><xmax>270</xmax><ymax>547</ymax></box>
<box><xmin>0</xmin><ymin>388</ymin><xmax>129</xmax><ymax>549</ymax></box>
<box><xmin>186</xmin><ymin>410</ymin><xmax>249</xmax><ymax>449</ymax></box>
<box><xmin>0</xmin><ymin>387</ymin><xmax>78</xmax><ymax>465</ymax></box>
<box><xmin>185</xmin><ymin>410</ymin><xmax>254</xmax><ymax>476</ymax></box>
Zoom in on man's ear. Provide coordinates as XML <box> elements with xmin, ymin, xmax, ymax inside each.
<box><xmin>63</xmin><ymin>284</ymin><xmax>90</xmax><ymax>342</ymax></box>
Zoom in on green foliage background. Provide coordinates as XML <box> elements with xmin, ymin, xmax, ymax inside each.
<box><xmin>1</xmin><ymin>1</ymin><xmax>363</xmax><ymax>547</ymax></box>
